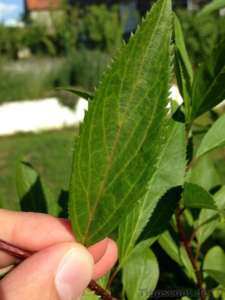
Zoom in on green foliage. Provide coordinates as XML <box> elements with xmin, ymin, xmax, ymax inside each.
<box><xmin>2</xmin><ymin>1</ymin><xmax>225</xmax><ymax>299</ymax></box>
<box><xmin>183</xmin><ymin>183</ymin><xmax>217</xmax><ymax>210</ymax></box>
<box><xmin>158</xmin><ymin>231</ymin><xmax>196</xmax><ymax>281</ymax></box>
<box><xmin>191</xmin><ymin>40</ymin><xmax>225</xmax><ymax>119</ymax></box>
<box><xmin>16</xmin><ymin>162</ymin><xmax>48</xmax><ymax>213</ymax></box>
<box><xmin>197</xmin><ymin>113</ymin><xmax>225</xmax><ymax>157</ymax></box>
<box><xmin>118</xmin><ymin>121</ymin><xmax>185</xmax><ymax>265</ymax></box>
<box><xmin>176</xmin><ymin>8</ymin><xmax>225</xmax><ymax>66</ymax></box>
<box><xmin>0</xmin><ymin>25</ymin><xmax>59</xmax><ymax>58</ymax></box>
<box><xmin>0</xmin><ymin>58</ymin><xmax>68</xmax><ymax>103</ymax></box>
<box><xmin>186</xmin><ymin>155</ymin><xmax>221</xmax><ymax>191</ymax></box>
<box><xmin>174</xmin><ymin>14</ymin><xmax>193</xmax><ymax>122</ymax></box>
<box><xmin>0</xmin><ymin>4</ymin><xmax>122</xmax><ymax>60</ymax></box>
<box><xmin>122</xmin><ymin>245</ymin><xmax>159</xmax><ymax>300</ymax></box>
<box><xmin>66</xmin><ymin>50</ymin><xmax>110</xmax><ymax>91</ymax></box>
<box><xmin>0</xmin><ymin>51</ymin><xmax>109</xmax><ymax>103</ymax></box>
<box><xmin>16</xmin><ymin>162</ymin><xmax>59</xmax><ymax>216</ymax></box>
<box><xmin>196</xmin><ymin>186</ymin><xmax>225</xmax><ymax>244</ymax></box>
<box><xmin>174</xmin><ymin>15</ymin><xmax>193</xmax><ymax>83</ymax></box>
<box><xmin>196</xmin><ymin>211</ymin><xmax>220</xmax><ymax>245</ymax></box>
<box><xmin>69</xmin><ymin>0</ymin><xmax>172</xmax><ymax>246</ymax></box>
<box><xmin>62</xmin><ymin>88</ymin><xmax>94</xmax><ymax>101</ymax></box>
<box><xmin>204</xmin><ymin>246</ymin><xmax>225</xmax><ymax>287</ymax></box>
<box><xmin>175</xmin><ymin>9</ymin><xmax>225</xmax><ymax>122</ymax></box>
<box><xmin>81</xmin><ymin>290</ymin><xmax>100</xmax><ymax>300</ymax></box>
<box><xmin>0</xmin><ymin>129</ymin><xmax>74</xmax><ymax>209</ymax></box>
<box><xmin>198</xmin><ymin>0</ymin><xmax>225</xmax><ymax>17</ymax></box>
<box><xmin>158</xmin><ymin>231</ymin><xmax>181</xmax><ymax>265</ymax></box>
<box><xmin>139</xmin><ymin>187</ymin><xmax>183</xmax><ymax>241</ymax></box>
<box><xmin>0</xmin><ymin>26</ymin><xmax>23</xmax><ymax>59</ymax></box>
<box><xmin>79</xmin><ymin>4</ymin><xmax>122</xmax><ymax>54</ymax></box>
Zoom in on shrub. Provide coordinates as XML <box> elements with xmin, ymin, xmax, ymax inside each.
<box><xmin>78</xmin><ymin>4</ymin><xmax>123</xmax><ymax>54</ymax></box>
<box><xmin>0</xmin><ymin>4</ymin><xmax>122</xmax><ymax>60</ymax></box>
<box><xmin>66</xmin><ymin>49</ymin><xmax>110</xmax><ymax>90</ymax></box>
<box><xmin>1</xmin><ymin>1</ymin><xmax>225</xmax><ymax>299</ymax></box>
<box><xmin>0</xmin><ymin>58</ymin><xmax>66</xmax><ymax>103</ymax></box>
<box><xmin>0</xmin><ymin>26</ymin><xmax>24</xmax><ymax>59</ymax></box>
<box><xmin>0</xmin><ymin>25</ymin><xmax>58</xmax><ymax>58</ymax></box>
<box><xmin>176</xmin><ymin>8</ymin><xmax>225</xmax><ymax>65</ymax></box>
<box><xmin>0</xmin><ymin>51</ymin><xmax>109</xmax><ymax>103</ymax></box>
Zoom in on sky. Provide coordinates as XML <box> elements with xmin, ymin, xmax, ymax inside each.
<box><xmin>0</xmin><ymin>0</ymin><xmax>24</xmax><ymax>25</ymax></box>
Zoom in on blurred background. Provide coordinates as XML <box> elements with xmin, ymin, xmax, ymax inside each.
<box><xmin>0</xmin><ymin>0</ymin><xmax>225</xmax><ymax>209</ymax></box>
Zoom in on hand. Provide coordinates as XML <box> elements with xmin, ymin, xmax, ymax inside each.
<box><xmin>0</xmin><ymin>209</ymin><xmax>118</xmax><ymax>300</ymax></box>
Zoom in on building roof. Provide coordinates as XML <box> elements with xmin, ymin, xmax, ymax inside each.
<box><xmin>25</xmin><ymin>0</ymin><xmax>62</xmax><ymax>11</ymax></box>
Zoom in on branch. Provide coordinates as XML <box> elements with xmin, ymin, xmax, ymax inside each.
<box><xmin>0</xmin><ymin>239</ymin><xmax>118</xmax><ymax>300</ymax></box>
<box><xmin>175</xmin><ymin>208</ymin><xmax>206</xmax><ymax>300</ymax></box>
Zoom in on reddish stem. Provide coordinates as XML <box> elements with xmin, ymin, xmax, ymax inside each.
<box><xmin>0</xmin><ymin>239</ymin><xmax>117</xmax><ymax>300</ymax></box>
<box><xmin>175</xmin><ymin>208</ymin><xmax>206</xmax><ymax>300</ymax></box>
<box><xmin>0</xmin><ymin>239</ymin><xmax>32</xmax><ymax>259</ymax></box>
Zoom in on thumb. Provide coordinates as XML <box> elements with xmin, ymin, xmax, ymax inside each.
<box><xmin>0</xmin><ymin>242</ymin><xmax>94</xmax><ymax>300</ymax></box>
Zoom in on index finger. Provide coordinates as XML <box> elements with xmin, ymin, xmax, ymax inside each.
<box><xmin>0</xmin><ymin>209</ymin><xmax>75</xmax><ymax>251</ymax></box>
<box><xmin>0</xmin><ymin>209</ymin><xmax>118</xmax><ymax>277</ymax></box>
<box><xmin>0</xmin><ymin>209</ymin><xmax>75</xmax><ymax>267</ymax></box>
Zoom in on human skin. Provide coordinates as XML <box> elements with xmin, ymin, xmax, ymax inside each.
<box><xmin>0</xmin><ymin>209</ymin><xmax>118</xmax><ymax>300</ymax></box>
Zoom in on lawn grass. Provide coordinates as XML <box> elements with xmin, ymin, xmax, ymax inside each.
<box><xmin>0</xmin><ymin>128</ymin><xmax>77</xmax><ymax>210</ymax></box>
<box><xmin>1</xmin><ymin>121</ymin><xmax>225</xmax><ymax>213</ymax></box>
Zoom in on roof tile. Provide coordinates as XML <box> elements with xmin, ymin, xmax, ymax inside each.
<box><xmin>26</xmin><ymin>0</ymin><xmax>61</xmax><ymax>11</ymax></box>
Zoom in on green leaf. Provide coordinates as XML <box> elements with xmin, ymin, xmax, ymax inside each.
<box><xmin>183</xmin><ymin>182</ymin><xmax>217</xmax><ymax>210</ymax></box>
<box><xmin>191</xmin><ymin>40</ymin><xmax>225</xmax><ymax>119</ymax></box>
<box><xmin>174</xmin><ymin>54</ymin><xmax>191</xmax><ymax>123</ymax></box>
<box><xmin>123</xmin><ymin>245</ymin><xmax>159</xmax><ymax>300</ymax></box>
<box><xmin>81</xmin><ymin>290</ymin><xmax>100</xmax><ymax>300</ymax></box>
<box><xmin>44</xmin><ymin>184</ymin><xmax>59</xmax><ymax>216</ymax></box>
<box><xmin>16</xmin><ymin>162</ymin><xmax>59</xmax><ymax>216</ymax></box>
<box><xmin>198</xmin><ymin>0</ymin><xmax>225</xmax><ymax>17</ymax></box>
<box><xmin>174</xmin><ymin>14</ymin><xmax>193</xmax><ymax>84</ymax></box>
<box><xmin>196</xmin><ymin>211</ymin><xmax>219</xmax><ymax>245</ymax></box>
<box><xmin>180</xmin><ymin>246</ymin><xmax>196</xmax><ymax>282</ymax></box>
<box><xmin>214</xmin><ymin>185</ymin><xmax>225</xmax><ymax>211</ymax></box>
<box><xmin>205</xmin><ymin>270</ymin><xmax>225</xmax><ymax>286</ymax></box>
<box><xmin>196</xmin><ymin>113</ymin><xmax>225</xmax><ymax>158</ymax></box>
<box><xmin>16</xmin><ymin>162</ymin><xmax>47</xmax><ymax>213</ymax></box>
<box><xmin>174</xmin><ymin>14</ymin><xmax>193</xmax><ymax>122</ymax></box>
<box><xmin>118</xmin><ymin>122</ymin><xmax>186</xmax><ymax>265</ymax></box>
<box><xmin>186</xmin><ymin>155</ymin><xmax>221</xmax><ymax>191</ymax></box>
<box><xmin>158</xmin><ymin>231</ymin><xmax>196</xmax><ymax>281</ymax></box>
<box><xmin>197</xmin><ymin>186</ymin><xmax>225</xmax><ymax>244</ymax></box>
<box><xmin>158</xmin><ymin>231</ymin><xmax>181</xmax><ymax>265</ymax></box>
<box><xmin>139</xmin><ymin>186</ymin><xmax>183</xmax><ymax>240</ymax></box>
<box><xmin>69</xmin><ymin>0</ymin><xmax>172</xmax><ymax>245</ymax></box>
<box><xmin>204</xmin><ymin>246</ymin><xmax>225</xmax><ymax>287</ymax></box>
<box><xmin>97</xmin><ymin>273</ymin><xmax>110</xmax><ymax>289</ymax></box>
<box><xmin>63</xmin><ymin>87</ymin><xmax>94</xmax><ymax>101</ymax></box>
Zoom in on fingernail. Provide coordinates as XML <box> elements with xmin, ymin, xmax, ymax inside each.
<box><xmin>55</xmin><ymin>247</ymin><xmax>93</xmax><ymax>300</ymax></box>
